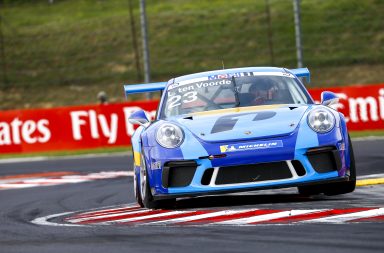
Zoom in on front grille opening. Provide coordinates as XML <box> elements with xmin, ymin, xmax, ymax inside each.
<box><xmin>215</xmin><ymin>161</ymin><xmax>292</xmax><ymax>185</ymax></box>
<box><xmin>201</xmin><ymin>168</ymin><xmax>214</xmax><ymax>185</ymax></box>
<box><xmin>162</xmin><ymin>161</ymin><xmax>197</xmax><ymax>188</ymax></box>
<box><xmin>306</xmin><ymin>147</ymin><xmax>341</xmax><ymax>173</ymax></box>
<box><xmin>291</xmin><ymin>160</ymin><xmax>306</xmax><ymax>176</ymax></box>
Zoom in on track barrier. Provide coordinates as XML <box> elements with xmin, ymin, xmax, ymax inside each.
<box><xmin>1</xmin><ymin>84</ymin><xmax>383</xmax><ymax>154</ymax></box>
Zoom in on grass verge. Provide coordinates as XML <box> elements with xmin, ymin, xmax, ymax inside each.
<box><xmin>0</xmin><ymin>0</ymin><xmax>383</xmax><ymax>110</ymax></box>
<box><xmin>349</xmin><ymin>130</ymin><xmax>384</xmax><ymax>138</ymax></box>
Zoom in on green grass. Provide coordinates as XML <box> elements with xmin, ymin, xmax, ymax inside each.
<box><xmin>349</xmin><ymin>130</ymin><xmax>384</xmax><ymax>138</ymax></box>
<box><xmin>0</xmin><ymin>0</ymin><xmax>383</xmax><ymax>110</ymax></box>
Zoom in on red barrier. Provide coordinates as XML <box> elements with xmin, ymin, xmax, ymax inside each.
<box><xmin>1</xmin><ymin>84</ymin><xmax>383</xmax><ymax>154</ymax></box>
<box><xmin>0</xmin><ymin>101</ymin><xmax>158</xmax><ymax>154</ymax></box>
<box><xmin>309</xmin><ymin>84</ymin><xmax>384</xmax><ymax>131</ymax></box>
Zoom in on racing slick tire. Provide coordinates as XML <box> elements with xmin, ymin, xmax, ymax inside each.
<box><xmin>298</xmin><ymin>134</ymin><xmax>356</xmax><ymax>196</ymax></box>
<box><xmin>133</xmin><ymin>166</ymin><xmax>144</xmax><ymax>208</ymax></box>
<box><xmin>139</xmin><ymin>155</ymin><xmax>175</xmax><ymax>209</ymax></box>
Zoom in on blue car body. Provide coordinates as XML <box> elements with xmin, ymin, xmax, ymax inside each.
<box><xmin>125</xmin><ymin>67</ymin><xmax>355</xmax><ymax>208</ymax></box>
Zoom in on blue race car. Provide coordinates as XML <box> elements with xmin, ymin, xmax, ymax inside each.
<box><xmin>125</xmin><ymin>67</ymin><xmax>356</xmax><ymax>209</ymax></box>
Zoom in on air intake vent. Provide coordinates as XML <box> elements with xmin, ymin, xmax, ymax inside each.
<box><xmin>162</xmin><ymin>161</ymin><xmax>197</xmax><ymax>188</ymax></box>
<box><xmin>291</xmin><ymin>160</ymin><xmax>306</xmax><ymax>176</ymax></box>
<box><xmin>306</xmin><ymin>146</ymin><xmax>341</xmax><ymax>173</ymax></box>
<box><xmin>215</xmin><ymin>161</ymin><xmax>292</xmax><ymax>185</ymax></box>
<box><xmin>201</xmin><ymin>168</ymin><xmax>214</xmax><ymax>185</ymax></box>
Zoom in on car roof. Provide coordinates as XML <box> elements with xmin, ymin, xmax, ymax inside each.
<box><xmin>172</xmin><ymin>67</ymin><xmax>287</xmax><ymax>83</ymax></box>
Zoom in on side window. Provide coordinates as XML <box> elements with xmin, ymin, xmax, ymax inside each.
<box><xmin>287</xmin><ymin>80</ymin><xmax>308</xmax><ymax>104</ymax></box>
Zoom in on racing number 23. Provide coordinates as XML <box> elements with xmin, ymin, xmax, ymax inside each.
<box><xmin>168</xmin><ymin>91</ymin><xmax>198</xmax><ymax>108</ymax></box>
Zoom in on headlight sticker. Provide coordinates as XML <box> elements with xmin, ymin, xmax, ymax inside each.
<box><xmin>220</xmin><ymin>140</ymin><xmax>283</xmax><ymax>153</ymax></box>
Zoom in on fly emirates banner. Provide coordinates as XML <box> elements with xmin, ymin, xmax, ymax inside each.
<box><xmin>1</xmin><ymin>84</ymin><xmax>383</xmax><ymax>154</ymax></box>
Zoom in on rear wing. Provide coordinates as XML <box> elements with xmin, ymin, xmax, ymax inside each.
<box><xmin>124</xmin><ymin>82</ymin><xmax>167</xmax><ymax>97</ymax></box>
<box><xmin>290</xmin><ymin>68</ymin><xmax>310</xmax><ymax>83</ymax></box>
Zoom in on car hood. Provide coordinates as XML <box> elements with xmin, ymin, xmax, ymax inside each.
<box><xmin>174</xmin><ymin>104</ymin><xmax>309</xmax><ymax>142</ymax></box>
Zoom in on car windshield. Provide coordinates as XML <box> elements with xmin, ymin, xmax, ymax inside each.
<box><xmin>160</xmin><ymin>74</ymin><xmax>312</xmax><ymax>118</ymax></box>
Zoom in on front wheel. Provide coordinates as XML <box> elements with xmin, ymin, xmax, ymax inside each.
<box><xmin>133</xmin><ymin>166</ymin><xmax>144</xmax><ymax>207</ymax></box>
<box><xmin>139</xmin><ymin>155</ymin><xmax>175</xmax><ymax>209</ymax></box>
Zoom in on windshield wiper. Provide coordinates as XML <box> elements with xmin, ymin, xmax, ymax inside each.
<box><xmin>231</xmin><ymin>76</ymin><xmax>240</xmax><ymax>107</ymax></box>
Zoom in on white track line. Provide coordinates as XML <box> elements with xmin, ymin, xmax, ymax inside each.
<box><xmin>145</xmin><ymin>209</ymin><xmax>259</xmax><ymax>225</ymax></box>
<box><xmin>31</xmin><ymin>203</ymin><xmax>139</xmax><ymax>227</ymax></box>
<box><xmin>71</xmin><ymin>207</ymin><xmax>141</xmax><ymax>219</ymax></box>
<box><xmin>0</xmin><ymin>152</ymin><xmax>129</xmax><ymax>164</ymax></box>
<box><xmin>31</xmin><ymin>211</ymin><xmax>84</xmax><ymax>227</ymax></box>
<box><xmin>77</xmin><ymin>205</ymin><xmax>139</xmax><ymax>216</ymax></box>
<box><xmin>66</xmin><ymin>209</ymin><xmax>150</xmax><ymax>223</ymax></box>
<box><xmin>352</xmin><ymin>136</ymin><xmax>384</xmax><ymax>141</ymax></box>
<box><xmin>211</xmin><ymin>209</ymin><xmax>324</xmax><ymax>225</ymax></box>
<box><xmin>25</xmin><ymin>178</ymin><xmax>89</xmax><ymax>184</ymax></box>
<box><xmin>100</xmin><ymin>211</ymin><xmax>195</xmax><ymax>225</ymax></box>
<box><xmin>358</xmin><ymin>173</ymin><xmax>384</xmax><ymax>180</ymax></box>
<box><xmin>300</xmin><ymin>208</ymin><xmax>384</xmax><ymax>223</ymax></box>
<box><xmin>32</xmin><ymin>207</ymin><xmax>384</xmax><ymax>227</ymax></box>
<box><xmin>0</xmin><ymin>183</ymin><xmax>42</xmax><ymax>188</ymax></box>
<box><xmin>0</xmin><ymin>171</ymin><xmax>133</xmax><ymax>190</ymax></box>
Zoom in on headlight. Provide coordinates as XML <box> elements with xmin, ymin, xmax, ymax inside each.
<box><xmin>307</xmin><ymin>108</ymin><xmax>335</xmax><ymax>133</ymax></box>
<box><xmin>156</xmin><ymin>123</ymin><xmax>184</xmax><ymax>148</ymax></box>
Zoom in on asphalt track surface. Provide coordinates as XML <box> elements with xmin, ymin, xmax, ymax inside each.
<box><xmin>0</xmin><ymin>139</ymin><xmax>383</xmax><ymax>253</ymax></box>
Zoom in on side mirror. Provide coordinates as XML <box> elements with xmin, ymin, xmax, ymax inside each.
<box><xmin>128</xmin><ymin>110</ymin><xmax>150</xmax><ymax>126</ymax></box>
<box><xmin>321</xmin><ymin>91</ymin><xmax>339</xmax><ymax>107</ymax></box>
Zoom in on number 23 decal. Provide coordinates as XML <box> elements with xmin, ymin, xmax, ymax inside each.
<box><xmin>167</xmin><ymin>91</ymin><xmax>198</xmax><ymax>108</ymax></box>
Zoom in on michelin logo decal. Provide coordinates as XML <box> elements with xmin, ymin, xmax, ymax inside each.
<box><xmin>220</xmin><ymin>140</ymin><xmax>283</xmax><ymax>153</ymax></box>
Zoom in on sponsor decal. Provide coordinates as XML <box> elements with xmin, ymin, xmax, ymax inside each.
<box><xmin>167</xmin><ymin>79</ymin><xmax>231</xmax><ymax>96</ymax></box>
<box><xmin>0</xmin><ymin>101</ymin><xmax>158</xmax><ymax>154</ymax></box>
<box><xmin>311</xmin><ymin>87</ymin><xmax>384</xmax><ymax>124</ymax></box>
<box><xmin>338</xmin><ymin>142</ymin><xmax>346</xmax><ymax>151</ymax></box>
<box><xmin>208</xmin><ymin>72</ymin><xmax>253</xmax><ymax>80</ymax></box>
<box><xmin>151</xmin><ymin>161</ymin><xmax>162</xmax><ymax>170</ymax></box>
<box><xmin>208</xmin><ymin>72</ymin><xmax>294</xmax><ymax>80</ymax></box>
<box><xmin>0</xmin><ymin>118</ymin><xmax>51</xmax><ymax>145</ymax></box>
<box><xmin>220</xmin><ymin>140</ymin><xmax>283</xmax><ymax>153</ymax></box>
<box><xmin>167</xmin><ymin>77</ymin><xmax>209</xmax><ymax>90</ymax></box>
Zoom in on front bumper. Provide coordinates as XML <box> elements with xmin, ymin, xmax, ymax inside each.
<box><xmin>153</xmin><ymin>176</ymin><xmax>350</xmax><ymax>200</ymax></box>
<box><xmin>142</xmin><ymin>124</ymin><xmax>350</xmax><ymax>199</ymax></box>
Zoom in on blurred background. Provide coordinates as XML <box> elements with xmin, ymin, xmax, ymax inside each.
<box><xmin>0</xmin><ymin>0</ymin><xmax>383</xmax><ymax>110</ymax></box>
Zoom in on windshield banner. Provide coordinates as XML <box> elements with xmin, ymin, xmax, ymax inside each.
<box><xmin>0</xmin><ymin>83</ymin><xmax>383</xmax><ymax>154</ymax></box>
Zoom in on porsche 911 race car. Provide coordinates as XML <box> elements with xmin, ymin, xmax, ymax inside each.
<box><xmin>124</xmin><ymin>67</ymin><xmax>356</xmax><ymax>209</ymax></box>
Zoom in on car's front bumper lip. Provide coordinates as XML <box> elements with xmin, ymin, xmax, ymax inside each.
<box><xmin>146</xmin><ymin>122</ymin><xmax>348</xmax><ymax>197</ymax></box>
<box><xmin>152</xmin><ymin>145</ymin><xmax>345</xmax><ymax>197</ymax></box>
<box><xmin>153</xmin><ymin>176</ymin><xmax>350</xmax><ymax>200</ymax></box>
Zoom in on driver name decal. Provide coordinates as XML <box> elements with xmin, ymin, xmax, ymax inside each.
<box><xmin>168</xmin><ymin>79</ymin><xmax>231</xmax><ymax>95</ymax></box>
